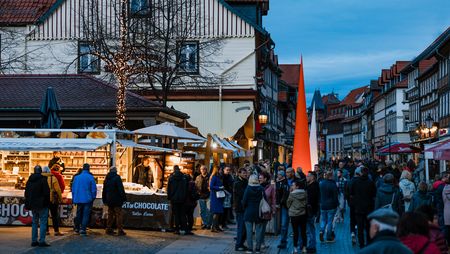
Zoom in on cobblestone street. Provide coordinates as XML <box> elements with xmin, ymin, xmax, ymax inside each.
<box><xmin>0</xmin><ymin>209</ymin><xmax>359</xmax><ymax>254</ymax></box>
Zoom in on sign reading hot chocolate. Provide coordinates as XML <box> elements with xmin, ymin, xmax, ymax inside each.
<box><xmin>121</xmin><ymin>194</ymin><xmax>171</xmax><ymax>229</ymax></box>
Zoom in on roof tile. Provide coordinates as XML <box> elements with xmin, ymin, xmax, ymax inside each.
<box><xmin>0</xmin><ymin>0</ymin><xmax>57</xmax><ymax>25</ymax></box>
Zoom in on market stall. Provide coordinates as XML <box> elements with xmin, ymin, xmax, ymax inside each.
<box><xmin>0</xmin><ymin>128</ymin><xmax>180</xmax><ymax>229</ymax></box>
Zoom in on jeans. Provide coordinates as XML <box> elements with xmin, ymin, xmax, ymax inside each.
<box><xmin>306</xmin><ymin>215</ymin><xmax>316</xmax><ymax>250</ymax></box>
<box><xmin>245</xmin><ymin>221</ymin><xmax>264</xmax><ymax>251</ymax></box>
<box><xmin>320</xmin><ymin>209</ymin><xmax>336</xmax><ymax>240</ymax></box>
<box><xmin>291</xmin><ymin>215</ymin><xmax>307</xmax><ymax>248</ymax></box>
<box><xmin>32</xmin><ymin>208</ymin><xmax>49</xmax><ymax>244</ymax></box>
<box><xmin>198</xmin><ymin>199</ymin><xmax>211</xmax><ymax>226</ymax></box>
<box><xmin>278</xmin><ymin>207</ymin><xmax>289</xmax><ymax>245</ymax></box>
<box><xmin>76</xmin><ymin>202</ymin><xmax>93</xmax><ymax>232</ymax></box>
<box><xmin>235</xmin><ymin>212</ymin><xmax>246</xmax><ymax>247</ymax></box>
<box><xmin>107</xmin><ymin>206</ymin><xmax>123</xmax><ymax>232</ymax></box>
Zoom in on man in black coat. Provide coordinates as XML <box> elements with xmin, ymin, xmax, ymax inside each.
<box><xmin>25</xmin><ymin>165</ymin><xmax>50</xmax><ymax>247</ymax></box>
<box><xmin>233</xmin><ymin>168</ymin><xmax>249</xmax><ymax>251</ymax></box>
<box><xmin>167</xmin><ymin>165</ymin><xmax>188</xmax><ymax>234</ymax></box>
<box><xmin>306</xmin><ymin>171</ymin><xmax>320</xmax><ymax>253</ymax></box>
<box><xmin>102</xmin><ymin>166</ymin><xmax>127</xmax><ymax>236</ymax></box>
<box><xmin>132</xmin><ymin>156</ymin><xmax>154</xmax><ymax>189</ymax></box>
<box><xmin>221</xmin><ymin>166</ymin><xmax>234</xmax><ymax>228</ymax></box>
<box><xmin>349</xmin><ymin>166</ymin><xmax>376</xmax><ymax>248</ymax></box>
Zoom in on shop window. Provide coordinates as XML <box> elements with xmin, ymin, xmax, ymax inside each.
<box><xmin>78</xmin><ymin>42</ymin><xmax>100</xmax><ymax>74</ymax></box>
<box><xmin>178</xmin><ymin>41</ymin><xmax>199</xmax><ymax>74</ymax></box>
<box><xmin>130</xmin><ymin>0</ymin><xmax>150</xmax><ymax>17</ymax></box>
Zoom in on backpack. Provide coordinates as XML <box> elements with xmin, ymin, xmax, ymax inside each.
<box><xmin>259</xmin><ymin>191</ymin><xmax>271</xmax><ymax>220</ymax></box>
<box><xmin>401</xmin><ymin>181</ymin><xmax>415</xmax><ymax>202</ymax></box>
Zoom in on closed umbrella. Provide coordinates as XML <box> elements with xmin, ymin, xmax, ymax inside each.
<box><xmin>39</xmin><ymin>87</ymin><xmax>62</xmax><ymax>129</ymax></box>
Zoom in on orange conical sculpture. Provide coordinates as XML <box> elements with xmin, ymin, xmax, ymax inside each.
<box><xmin>292</xmin><ymin>57</ymin><xmax>311</xmax><ymax>174</ymax></box>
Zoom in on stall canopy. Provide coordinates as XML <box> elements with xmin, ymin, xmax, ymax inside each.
<box><xmin>134</xmin><ymin>122</ymin><xmax>205</xmax><ymax>141</ymax></box>
<box><xmin>424</xmin><ymin>138</ymin><xmax>450</xmax><ymax>160</ymax></box>
<box><xmin>0</xmin><ymin>138</ymin><xmax>111</xmax><ymax>151</ymax></box>
<box><xmin>377</xmin><ymin>143</ymin><xmax>421</xmax><ymax>155</ymax></box>
<box><xmin>117</xmin><ymin>139</ymin><xmax>177</xmax><ymax>153</ymax></box>
<box><xmin>211</xmin><ymin>135</ymin><xmax>246</xmax><ymax>158</ymax></box>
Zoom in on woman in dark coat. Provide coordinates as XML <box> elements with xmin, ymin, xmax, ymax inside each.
<box><xmin>242</xmin><ymin>174</ymin><xmax>264</xmax><ymax>253</ymax></box>
<box><xmin>209</xmin><ymin>166</ymin><xmax>224</xmax><ymax>232</ymax></box>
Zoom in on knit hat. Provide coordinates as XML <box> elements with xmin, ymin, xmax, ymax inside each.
<box><xmin>248</xmin><ymin>174</ymin><xmax>260</xmax><ymax>186</ymax></box>
<box><xmin>42</xmin><ymin>166</ymin><xmax>51</xmax><ymax>173</ymax></box>
<box><xmin>354</xmin><ymin>167</ymin><xmax>362</xmax><ymax>176</ymax></box>
<box><xmin>278</xmin><ymin>170</ymin><xmax>286</xmax><ymax>177</ymax></box>
<box><xmin>367</xmin><ymin>208</ymin><xmax>399</xmax><ymax>227</ymax></box>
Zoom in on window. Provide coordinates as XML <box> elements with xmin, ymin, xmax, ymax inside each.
<box><xmin>130</xmin><ymin>0</ymin><xmax>150</xmax><ymax>16</ymax></box>
<box><xmin>78</xmin><ymin>42</ymin><xmax>100</xmax><ymax>74</ymax></box>
<box><xmin>178</xmin><ymin>41</ymin><xmax>199</xmax><ymax>74</ymax></box>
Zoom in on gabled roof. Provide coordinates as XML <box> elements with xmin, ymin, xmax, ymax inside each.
<box><xmin>279</xmin><ymin>64</ymin><xmax>299</xmax><ymax>88</ymax></box>
<box><xmin>340</xmin><ymin>86</ymin><xmax>369</xmax><ymax>107</ymax></box>
<box><xmin>225</xmin><ymin>0</ymin><xmax>269</xmax><ymax>15</ymax></box>
<box><xmin>0</xmin><ymin>74</ymin><xmax>187</xmax><ymax>118</ymax></box>
<box><xmin>0</xmin><ymin>0</ymin><xmax>58</xmax><ymax>26</ymax></box>
<box><xmin>322</xmin><ymin>93</ymin><xmax>340</xmax><ymax>105</ymax></box>
<box><xmin>219</xmin><ymin>0</ymin><xmax>268</xmax><ymax>35</ymax></box>
<box><xmin>309</xmin><ymin>90</ymin><xmax>325</xmax><ymax>111</ymax></box>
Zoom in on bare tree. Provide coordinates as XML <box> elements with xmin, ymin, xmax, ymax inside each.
<box><xmin>77</xmin><ymin>0</ymin><xmax>230</xmax><ymax>129</ymax></box>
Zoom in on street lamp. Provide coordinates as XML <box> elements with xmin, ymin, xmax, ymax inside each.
<box><xmin>425</xmin><ymin>114</ymin><xmax>434</xmax><ymax>129</ymax></box>
<box><xmin>387</xmin><ymin>129</ymin><xmax>393</xmax><ymax>161</ymax></box>
<box><xmin>258</xmin><ymin>112</ymin><xmax>268</xmax><ymax>125</ymax></box>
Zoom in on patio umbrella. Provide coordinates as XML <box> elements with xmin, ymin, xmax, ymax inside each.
<box><xmin>377</xmin><ymin>143</ymin><xmax>421</xmax><ymax>154</ymax></box>
<box><xmin>133</xmin><ymin>122</ymin><xmax>205</xmax><ymax>141</ymax></box>
<box><xmin>39</xmin><ymin>87</ymin><xmax>62</xmax><ymax>128</ymax></box>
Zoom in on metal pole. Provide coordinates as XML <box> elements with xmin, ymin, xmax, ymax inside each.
<box><xmin>388</xmin><ymin>137</ymin><xmax>391</xmax><ymax>161</ymax></box>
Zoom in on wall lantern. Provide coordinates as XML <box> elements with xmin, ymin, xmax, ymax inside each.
<box><xmin>258</xmin><ymin>112</ymin><xmax>268</xmax><ymax>125</ymax></box>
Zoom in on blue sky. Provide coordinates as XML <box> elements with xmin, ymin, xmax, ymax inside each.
<box><xmin>264</xmin><ymin>0</ymin><xmax>450</xmax><ymax>104</ymax></box>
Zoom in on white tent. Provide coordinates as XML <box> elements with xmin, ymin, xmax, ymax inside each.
<box><xmin>0</xmin><ymin>138</ymin><xmax>111</xmax><ymax>151</ymax></box>
<box><xmin>134</xmin><ymin>122</ymin><xmax>205</xmax><ymax>141</ymax></box>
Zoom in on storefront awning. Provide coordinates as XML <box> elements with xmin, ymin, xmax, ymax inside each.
<box><xmin>424</xmin><ymin>137</ymin><xmax>450</xmax><ymax>160</ymax></box>
<box><xmin>117</xmin><ymin>139</ymin><xmax>178</xmax><ymax>153</ymax></box>
<box><xmin>0</xmin><ymin>138</ymin><xmax>111</xmax><ymax>151</ymax></box>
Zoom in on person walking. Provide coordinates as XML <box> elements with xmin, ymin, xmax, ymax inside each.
<box><xmin>221</xmin><ymin>166</ymin><xmax>234</xmax><ymax>229</ymax></box>
<box><xmin>209</xmin><ymin>166</ymin><xmax>225</xmax><ymax>232</ymax></box>
<box><xmin>397</xmin><ymin>212</ymin><xmax>441</xmax><ymax>254</ymax></box>
<box><xmin>416</xmin><ymin>205</ymin><xmax>448</xmax><ymax>254</ymax></box>
<box><xmin>195</xmin><ymin>165</ymin><xmax>211</xmax><ymax>229</ymax></box>
<box><xmin>433</xmin><ymin>173</ymin><xmax>448</xmax><ymax>233</ymax></box>
<box><xmin>42</xmin><ymin>166</ymin><xmax>64</xmax><ymax>236</ymax></box>
<box><xmin>350</xmin><ymin>166</ymin><xmax>376</xmax><ymax>248</ymax></box>
<box><xmin>72</xmin><ymin>163</ymin><xmax>97</xmax><ymax>236</ymax></box>
<box><xmin>334</xmin><ymin>169</ymin><xmax>348</xmax><ymax>223</ymax></box>
<box><xmin>185</xmin><ymin>174</ymin><xmax>199</xmax><ymax>235</ymax></box>
<box><xmin>167</xmin><ymin>165</ymin><xmax>189</xmax><ymax>235</ymax></box>
<box><xmin>358</xmin><ymin>208</ymin><xmax>412</xmax><ymax>254</ymax></box>
<box><xmin>347</xmin><ymin>167</ymin><xmax>361</xmax><ymax>245</ymax></box>
<box><xmin>442</xmin><ymin>179</ymin><xmax>450</xmax><ymax>245</ymax></box>
<box><xmin>276</xmin><ymin>170</ymin><xmax>291</xmax><ymax>249</ymax></box>
<box><xmin>242</xmin><ymin>174</ymin><xmax>265</xmax><ymax>254</ymax></box>
<box><xmin>399</xmin><ymin>171</ymin><xmax>416</xmax><ymax>212</ymax></box>
<box><xmin>408</xmin><ymin>182</ymin><xmax>433</xmax><ymax>212</ymax></box>
<box><xmin>306</xmin><ymin>171</ymin><xmax>320</xmax><ymax>253</ymax></box>
<box><xmin>319</xmin><ymin>170</ymin><xmax>339</xmax><ymax>243</ymax></box>
<box><xmin>259</xmin><ymin>171</ymin><xmax>276</xmax><ymax>249</ymax></box>
<box><xmin>25</xmin><ymin>165</ymin><xmax>51</xmax><ymax>247</ymax></box>
<box><xmin>234</xmin><ymin>168</ymin><xmax>249</xmax><ymax>251</ymax></box>
<box><xmin>287</xmin><ymin>180</ymin><xmax>308</xmax><ymax>254</ymax></box>
<box><xmin>132</xmin><ymin>156</ymin><xmax>154</xmax><ymax>189</ymax></box>
<box><xmin>375</xmin><ymin>173</ymin><xmax>404</xmax><ymax>214</ymax></box>
<box><xmin>102</xmin><ymin>166</ymin><xmax>127</xmax><ymax>236</ymax></box>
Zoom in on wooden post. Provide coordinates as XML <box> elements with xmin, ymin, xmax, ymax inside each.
<box><xmin>205</xmin><ymin>134</ymin><xmax>212</xmax><ymax>170</ymax></box>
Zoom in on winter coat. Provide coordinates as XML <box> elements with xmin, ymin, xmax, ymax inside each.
<box><xmin>51</xmin><ymin>170</ymin><xmax>65</xmax><ymax>193</ymax></box>
<box><xmin>209</xmin><ymin>175</ymin><xmax>224</xmax><ymax>214</ymax></box>
<box><xmin>185</xmin><ymin>179</ymin><xmax>199</xmax><ymax>207</ymax></box>
<box><xmin>72</xmin><ymin>170</ymin><xmax>97</xmax><ymax>204</ymax></box>
<box><xmin>102</xmin><ymin>171</ymin><xmax>126</xmax><ymax>207</ymax></box>
<box><xmin>399</xmin><ymin>178</ymin><xmax>416</xmax><ymax>212</ymax></box>
<box><xmin>263</xmin><ymin>183</ymin><xmax>276</xmax><ymax>218</ymax></box>
<box><xmin>319</xmin><ymin>179</ymin><xmax>339</xmax><ymax>210</ymax></box>
<box><xmin>350</xmin><ymin>175</ymin><xmax>376</xmax><ymax>214</ymax></box>
<box><xmin>25</xmin><ymin>173</ymin><xmax>50</xmax><ymax>210</ymax></box>
<box><xmin>359</xmin><ymin>230</ymin><xmax>413</xmax><ymax>254</ymax></box>
<box><xmin>242</xmin><ymin>185</ymin><xmax>264</xmax><ymax>223</ymax></box>
<box><xmin>306</xmin><ymin>181</ymin><xmax>320</xmax><ymax>216</ymax></box>
<box><xmin>167</xmin><ymin>171</ymin><xmax>188</xmax><ymax>204</ymax></box>
<box><xmin>195</xmin><ymin>174</ymin><xmax>210</xmax><ymax>199</ymax></box>
<box><xmin>132</xmin><ymin>164</ymin><xmax>153</xmax><ymax>189</ymax></box>
<box><xmin>222</xmin><ymin>173</ymin><xmax>234</xmax><ymax>193</ymax></box>
<box><xmin>408</xmin><ymin>190</ymin><xmax>433</xmax><ymax>212</ymax></box>
<box><xmin>287</xmin><ymin>189</ymin><xmax>307</xmax><ymax>217</ymax></box>
<box><xmin>400</xmin><ymin>234</ymin><xmax>441</xmax><ymax>254</ymax></box>
<box><xmin>375</xmin><ymin>183</ymin><xmax>403</xmax><ymax>214</ymax></box>
<box><xmin>42</xmin><ymin>172</ymin><xmax>62</xmax><ymax>204</ymax></box>
<box><xmin>276</xmin><ymin>178</ymin><xmax>290</xmax><ymax>208</ymax></box>
<box><xmin>434</xmin><ymin>183</ymin><xmax>446</xmax><ymax>214</ymax></box>
<box><xmin>233</xmin><ymin>176</ymin><xmax>248</xmax><ymax>213</ymax></box>
<box><xmin>429</xmin><ymin>224</ymin><xmax>448</xmax><ymax>254</ymax></box>
<box><xmin>442</xmin><ymin>184</ymin><xmax>450</xmax><ymax>225</ymax></box>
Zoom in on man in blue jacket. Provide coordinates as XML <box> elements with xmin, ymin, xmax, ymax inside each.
<box><xmin>72</xmin><ymin>163</ymin><xmax>97</xmax><ymax>236</ymax></box>
<box><xmin>319</xmin><ymin>170</ymin><xmax>339</xmax><ymax>243</ymax></box>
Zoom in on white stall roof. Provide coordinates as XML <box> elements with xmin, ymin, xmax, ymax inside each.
<box><xmin>0</xmin><ymin>138</ymin><xmax>112</xmax><ymax>151</ymax></box>
<box><xmin>117</xmin><ymin>140</ymin><xmax>177</xmax><ymax>153</ymax></box>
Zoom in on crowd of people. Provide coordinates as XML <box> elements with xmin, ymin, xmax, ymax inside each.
<box><xmin>23</xmin><ymin>155</ymin><xmax>450</xmax><ymax>254</ymax></box>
